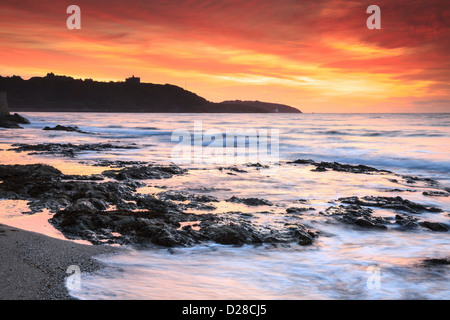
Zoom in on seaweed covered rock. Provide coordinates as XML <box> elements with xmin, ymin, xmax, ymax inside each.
<box><xmin>338</xmin><ymin>196</ymin><xmax>442</xmax><ymax>214</ymax></box>
<box><xmin>102</xmin><ymin>164</ymin><xmax>187</xmax><ymax>180</ymax></box>
<box><xmin>43</xmin><ymin>125</ymin><xmax>89</xmax><ymax>134</ymax></box>
<box><xmin>50</xmin><ymin>208</ymin><xmax>318</xmax><ymax>247</ymax></box>
<box><xmin>321</xmin><ymin>204</ymin><xmax>389</xmax><ymax>230</ymax></box>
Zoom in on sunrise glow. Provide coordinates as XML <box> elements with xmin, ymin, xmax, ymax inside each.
<box><xmin>1</xmin><ymin>0</ymin><xmax>449</xmax><ymax>112</ymax></box>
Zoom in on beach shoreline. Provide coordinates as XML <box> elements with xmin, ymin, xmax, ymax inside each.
<box><xmin>0</xmin><ymin>223</ymin><xmax>122</xmax><ymax>300</ymax></box>
<box><xmin>0</xmin><ymin>112</ymin><xmax>448</xmax><ymax>299</ymax></box>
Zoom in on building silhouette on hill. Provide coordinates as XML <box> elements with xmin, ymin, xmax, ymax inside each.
<box><xmin>126</xmin><ymin>75</ymin><xmax>140</xmax><ymax>84</ymax></box>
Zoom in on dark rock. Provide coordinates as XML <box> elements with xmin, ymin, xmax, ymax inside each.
<box><xmin>158</xmin><ymin>190</ymin><xmax>219</xmax><ymax>203</ymax></box>
<box><xmin>289</xmin><ymin>226</ymin><xmax>316</xmax><ymax>245</ymax></box>
<box><xmin>226</xmin><ymin>196</ymin><xmax>273</xmax><ymax>206</ymax></box>
<box><xmin>0</xmin><ymin>113</ymin><xmax>30</xmax><ymax>128</ymax></box>
<box><xmin>0</xmin><ymin>120</ymin><xmax>21</xmax><ymax>128</ymax></box>
<box><xmin>65</xmin><ymin>198</ymin><xmax>109</xmax><ymax>212</ymax></box>
<box><xmin>263</xmin><ymin>223</ymin><xmax>316</xmax><ymax>245</ymax></box>
<box><xmin>49</xmin><ymin>209</ymin><xmax>198</xmax><ymax>247</ymax></box>
<box><xmin>66</xmin><ymin>199</ymin><xmax>97</xmax><ymax>212</ymax></box>
<box><xmin>9</xmin><ymin>143</ymin><xmax>137</xmax><ymax>158</ymax></box>
<box><xmin>419</xmin><ymin>221</ymin><xmax>449</xmax><ymax>232</ymax></box>
<box><xmin>0</xmin><ymin>164</ymin><xmax>63</xmax><ymax>180</ymax></box>
<box><xmin>288</xmin><ymin>159</ymin><xmax>316</xmax><ymax>165</ymax></box>
<box><xmin>321</xmin><ymin>204</ymin><xmax>389</xmax><ymax>230</ymax></box>
<box><xmin>50</xmin><ymin>208</ymin><xmax>317</xmax><ymax>247</ymax></box>
<box><xmin>218</xmin><ymin>166</ymin><xmax>248</xmax><ymax>173</ymax></box>
<box><xmin>92</xmin><ymin>160</ymin><xmax>147</xmax><ymax>168</ymax></box>
<box><xmin>289</xmin><ymin>159</ymin><xmax>392</xmax><ymax>175</ymax></box>
<box><xmin>422</xmin><ymin>258</ymin><xmax>450</xmax><ymax>266</ymax></box>
<box><xmin>9</xmin><ymin>113</ymin><xmax>30</xmax><ymax>124</ymax></box>
<box><xmin>383</xmin><ymin>188</ymin><xmax>418</xmax><ymax>193</ymax></box>
<box><xmin>422</xmin><ymin>191</ymin><xmax>449</xmax><ymax>197</ymax></box>
<box><xmin>205</xmin><ymin>223</ymin><xmax>263</xmax><ymax>246</ymax></box>
<box><xmin>286</xmin><ymin>207</ymin><xmax>315</xmax><ymax>213</ymax></box>
<box><xmin>395</xmin><ymin>214</ymin><xmax>419</xmax><ymax>229</ymax></box>
<box><xmin>245</xmin><ymin>163</ymin><xmax>269</xmax><ymax>169</ymax></box>
<box><xmin>0</xmin><ymin>164</ymin><xmax>318</xmax><ymax>248</ymax></box>
<box><xmin>294</xmin><ymin>199</ymin><xmax>310</xmax><ymax>204</ymax></box>
<box><xmin>401</xmin><ymin>175</ymin><xmax>439</xmax><ymax>187</ymax></box>
<box><xmin>338</xmin><ymin>196</ymin><xmax>442</xmax><ymax>214</ymax></box>
<box><xmin>354</xmin><ymin>218</ymin><xmax>387</xmax><ymax>230</ymax></box>
<box><xmin>395</xmin><ymin>214</ymin><xmax>449</xmax><ymax>232</ymax></box>
<box><xmin>63</xmin><ymin>174</ymin><xmax>105</xmax><ymax>181</ymax></box>
<box><xmin>0</xmin><ymin>164</ymin><xmax>143</xmax><ymax>213</ymax></box>
<box><xmin>134</xmin><ymin>194</ymin><xmax>180</xmax><ymax>214</ymax></box>
<box><xmin>43</xmin><ymin>125</ymin><xmax>89</xmax><ymax>134</ymax></box>
<box><xmin>103</xmin><ymin>164</ymin><xmax>186</xmax><ymax>180</ymax></box>
<box><xmin>288</xmin><ymin>160</ymin><xmax>441</xmax><ymax>191</ymax></box>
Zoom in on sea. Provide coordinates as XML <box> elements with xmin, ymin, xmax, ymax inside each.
<box><xmin>0</xmin><ymin>112</ymin><xmax>449</xmax><ymax>300</ymax></box>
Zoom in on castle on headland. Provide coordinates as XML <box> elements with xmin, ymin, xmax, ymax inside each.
<box><xmin>44</xmin><ymin>73</ymin><xmax>141</xmax><ymax>85</ymax></box>
<box><xmin>0</xmin><ymin>73</ymin><xmax>303</xmax><ymax>113</ymax></box>
<box><xmin>45</xmin><ymin>72</ymin><xmax>74</xmax><ymax>82</ymax></box>
<box><xmin>126</xmin><ymin>75</ymin><xmax>140</xmax><ymax>84</ymax></box>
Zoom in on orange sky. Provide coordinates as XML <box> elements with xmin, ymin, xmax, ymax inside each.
<box><xmin>0</xmin><ymin>0</ymin><xmax>449</xmax><ymax>112</ymax></box>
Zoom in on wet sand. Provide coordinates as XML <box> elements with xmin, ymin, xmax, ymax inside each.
<box><xmin>0</xmin><ymin>223</ymin><xmax>122</xmax><ymax>300</ymax></box>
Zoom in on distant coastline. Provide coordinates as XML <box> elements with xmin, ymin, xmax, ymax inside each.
<box><xmin>0</xmin><ymin>73</ymin><xmax>302</xmax><ymax>114</ymax></box>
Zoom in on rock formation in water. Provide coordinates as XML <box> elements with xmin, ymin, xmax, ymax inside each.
<box><xmin>0</xmin><ymin>91</ymin><xmax>30</xmax><ymax>128</ymax></box>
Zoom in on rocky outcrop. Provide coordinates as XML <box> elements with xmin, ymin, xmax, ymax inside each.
<box><xmin>338</xmin><ymin>196</ymin><xmax>443</xmax><ymax>214</ymax></box>
<box><xmin>320</xmin><ymin>196</ymin><xmax>448</xmax><ymax>232</ymax></box>
<box><xmin>321</xmin><ymin>204</ymin><xmax>389</xmax><ymax>230</ymax></box>
<box><xmin>102</xmin><ymin>164</ymin><xmax>187</xmax><ymax>180</ymax></box>
<box><xmin>288</xmin><ymin>159</ymin><xmax>392</xmax><ymax>174</ymax></box>
<box><xmin>0</xmin><ymin>163</ymin><xmax>318</xmax><ymax>247</ymax></box>
<box><xmin>49</xmin><ymin>209</ymin><xmax>317</xmax><ymax>247</ymax></box>
<box><xmin>226</xmin><ymin>196</ymin><xmax>273</xmax><ymax>206</ymax></box>
<box><xmin>43</xmin><ymin>125</ymin><xmax>90</xmax><ymax>134</ymax></box>
<box><xmin>9</xmin><ymin>143</ymin><xmax>137</xmax><ymax>158</ymax></box>
<box><xmin>0</xmin><ymin>92</ymin><xmax>30</xmax><ymax>128</ymax></box>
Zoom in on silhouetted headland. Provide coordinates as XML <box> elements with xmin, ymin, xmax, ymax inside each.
<box><xmin>0</xmin><ymin>73</ymin><xmax>302</xmax><ymax>113</ymax></box>
<box><xmin>221</xmin><ymin>100</ymin><xmax>301</xmax><ymax>113</ymax></box>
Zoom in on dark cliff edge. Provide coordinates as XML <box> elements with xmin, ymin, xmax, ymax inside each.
<box><xmin>0</xmin><ymin>74</ymin><xmax>302</xmax><ymax>113</ymax></box>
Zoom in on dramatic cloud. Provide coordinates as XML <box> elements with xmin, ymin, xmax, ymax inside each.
<box><xmin>0</xmin><ymin>0</ymin><xmax>448</xmax><ymax>112</ymax></box>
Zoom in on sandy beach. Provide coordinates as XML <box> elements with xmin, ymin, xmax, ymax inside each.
<box><xmin>0</xmin><ymin>223</ymin><xmax>121</xmax><ymax>300</ymax></box>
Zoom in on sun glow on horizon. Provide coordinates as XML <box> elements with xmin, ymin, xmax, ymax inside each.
<box><xmin>0</xmin><ymin>0</ymin><xmax>449</xmax><ymax>113</ymax></box>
